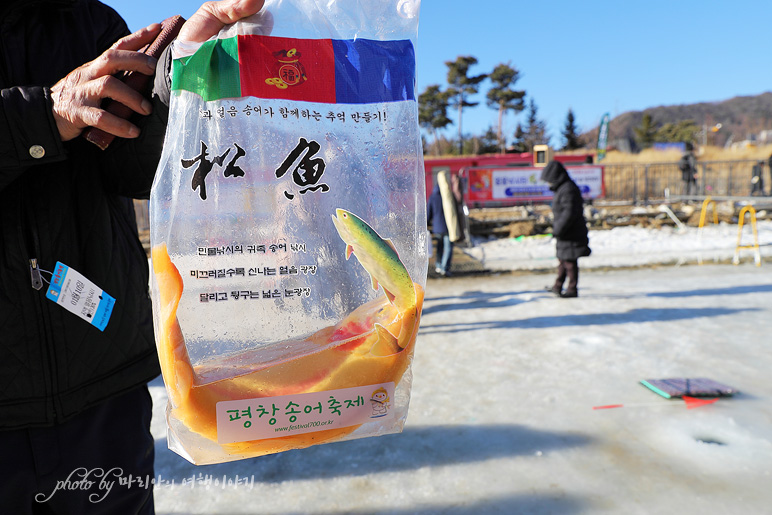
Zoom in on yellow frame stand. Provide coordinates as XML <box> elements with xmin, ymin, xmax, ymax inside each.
<box><xmin>733</xmin><ymin>205</ymin><xmax>761</xmax><ymax>266</ymax></box>
<box><xmin>698</xmin><ymin>197</ymin><xmax>718</xmax><ymax>229</ymax></box>
<box><xmin>697</xmin><ymin>197</ymin><xmax>718</xmax><ymax>265</ymax></box>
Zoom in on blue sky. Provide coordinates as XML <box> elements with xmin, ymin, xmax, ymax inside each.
<box><xmin>104</xmin><ymin>0</ymin><xmax>772</xmax><ymax>146</ymax></box>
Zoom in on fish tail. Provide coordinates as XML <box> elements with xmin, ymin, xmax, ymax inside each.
<box><xmin>370</xmin><ymin>323</ymin><xmax>400</xmax><ymax>356</ymax></box>
<box><xmin>152</xmin><ymin>244</ymin><xmax>194</xmax><ymax>405</ymax></box>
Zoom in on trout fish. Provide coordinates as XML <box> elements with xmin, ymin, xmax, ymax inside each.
<box><xmin>332</xmin><ymin>208</ymin><xmax>418</xmax><ymax>350</ymax></box>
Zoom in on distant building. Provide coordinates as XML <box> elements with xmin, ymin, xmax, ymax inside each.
<box><xmin>730</xmin><ymin>140</ymin><xmax>758</xmax><ymax>150</ymax></box>
<box><xmin>757</xmin><ymin>130</ymin><xmax>772</xmax><ymax>143</ymax></box>
<box><xmin>610</xmin><ymin>138</ymin><xmax>635</xmax><ymax>153</ymax></box>
<box><xmin>653</xmin><ymin>142</ymin><xmax>686</xmax><ymax>152</ymax></box>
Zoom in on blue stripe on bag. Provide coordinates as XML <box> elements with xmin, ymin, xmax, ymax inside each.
<box><xmin>332</xmin><ymin>39</ymin><xmax>415</xmax><ymax>104</ymax></box>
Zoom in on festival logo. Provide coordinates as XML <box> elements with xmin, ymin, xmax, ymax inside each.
<box><xmin>370</xmin><ymin>387</ymin><xmax>391</xmax><ymax>418</ymax></box>
<box><xmin>266</xmin><ymin>48</ymin><xmax>308</xmax><ymax>89</ymax></box>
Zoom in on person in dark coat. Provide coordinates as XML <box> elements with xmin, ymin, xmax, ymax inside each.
<box><xmin>679</xmin><ymin>144</ymin><xmax>698</xmax><ymax>197</ymax></box>
<box><xmin>427</xmin><ymin>181</ymin><xmax>452</xmax><ymax>276</ymax></box>
<box><xmin>540</xmin><ymin>161</ymin><xmax>591</xmax><ymax>298</ymax></box>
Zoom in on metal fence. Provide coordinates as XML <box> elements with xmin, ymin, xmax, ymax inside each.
<box><xmin>602</xmin><ymin>159</ymin><xmax>767</xmax><ymax>202</ymax></box>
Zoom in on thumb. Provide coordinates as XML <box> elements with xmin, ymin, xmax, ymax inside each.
<box><xmin>179</xmin><ymin>0</ymin><xmax>265</xmax><ymax>42</ymax></box>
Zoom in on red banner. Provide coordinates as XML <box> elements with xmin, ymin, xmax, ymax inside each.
<box><xmin>239</xmin><ymin>35</ymin><xmax>336</xmax><ymax>104</ymax></box>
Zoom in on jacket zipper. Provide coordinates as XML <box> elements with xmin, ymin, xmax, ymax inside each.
<box><xmin>19</xmin><ymin>177</ymin><xmax>59</xmax><ymax>423</ymax></box>
<box><xmin>20</xmin><ymin>178</ymin><xmax>44</xmax><ymax>285</ymax></box>
<box><xmin>29</xmin><ymin>258</ymin><xmax>43</xmax><ymax>290</ymax></box>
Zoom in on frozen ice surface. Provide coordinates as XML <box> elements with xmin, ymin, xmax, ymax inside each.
<box><xmin>150</xmin><ymin>223</ymin><xmax>772</xmax><ymax>514</ymax></box>
<box><xmin>465</xmin><ymin>220</ymin><xmax>772</xmax><ymax>271</ymax></box>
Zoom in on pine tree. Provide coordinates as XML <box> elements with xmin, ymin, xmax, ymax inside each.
<box><xmin>561</xmin><ymin>109</ymin><xmax>582</xmax><ymax>150</ymax></box>
<box><xmin>516</xmin><ymin>98</ymin><xmax>549</xmax><ymax>152</ymax></box>
<box><xmin>655</xmin><ymin>120</ymin><xmax>699</xmax><ymax>145</ymax></box>
<box><xmin>445</xmin><ymin>56</ymin><xmax>487</xmax><ymax>155</ymax></box>
<box><xmin>485</xmin><ymin>62</ymin><xmax>526</xmax><ymax>153</ymax></box>
<box><xmin>510</xmin><ymin>123</ymin><xmax>527</xmax><ymax>153</ymax></box>
<box><xmin>471</xmin><ymin>127</ymin><xmax>500</xmax><ymax>155</ymax></box>
<box><xmin>633</xmin><ymin>113</ymin><xmax>658</xmax><ymax>149</ymax></box>
<box><xmin>418</xmin><ymin>85</ymin><xmax>452</xmax><ymax>155</ymax></box>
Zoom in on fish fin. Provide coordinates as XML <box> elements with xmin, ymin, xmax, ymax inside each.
<box><xmin>346</xmin><ymin>244</ymin><xmax>354</xmax><ymax>260</ymax></box>
<box><xmin>383</xmin><ymin>287</ymin><xmax>397</xmax><ymax>305</ymax></box>
<box><xmin>370</xmin><ymin>323</ymin><xmax>400</xmax><ymax>356</ymax></box>
<box><xmin>384</xmin><ymin>238</ymin><xmax>399</xmax><ymax>256</ymax></box>
<box><xmin>371</xmin><ymin>275</ymin><xmax>380</xmax><ymax>291</ymax></box>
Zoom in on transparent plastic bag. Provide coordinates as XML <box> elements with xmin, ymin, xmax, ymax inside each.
<box><xmin>149</xmin><ymin>0</ymin><xmax>425</xmax><ymax>464</ymax></box>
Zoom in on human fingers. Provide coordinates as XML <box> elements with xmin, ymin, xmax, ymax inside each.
<box><xmin>52</xmin><ymin>72</ymin><xmax>153</xmax><ymax>141</ymax></box>
<box><xmin>89</xmin><ymin>74</ymin><xmax>154</xmax><ymax>118</ymax></box>
<box><xmin>49</xmin><ymin>24</ymin><xmax>164</xmax><ymax>141</ymax></box>
<box><xmin>76</xmin><ymin>47</ymin><xmax>158</xmax><ymax>84</ymax></box>
<box><xmin>72</xmin><ymin>24</ymin><xmax>161</xmax><ymax>82</ymax></box>
<box><xmin>178</xmin><ymin>0</ymin><xmax>265</xmax><ymax>43</ymax></box>
<box><xmin>71</xmin><ymin>103</ymin><xmax>142</xmax><ymax>140</ymax></box>
<box><xmin>112</xmin><ymin>23</ymin><xmax>162</xmax><ymax>52</ymax></box>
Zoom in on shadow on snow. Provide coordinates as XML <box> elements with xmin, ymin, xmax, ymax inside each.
<box><xmin>154</xmin><ymin>423</ymin><xmax>593</xmax><ymax>484</ymax></box>
<box><xmin>418</xmin><ymin>307</ymin><xmax>756</xmax><ymax>334</ymax></box>
<box><xmin>422</xmin><ymin>290</ymin><xmax>542</xmax><ymax>315</ymax></box>
<box><xmin>646</xmin><ymin>283</ymin><xmax>772</xmax><ymax>298</ymax></box>
<box><xmin>286</xmin><ymin>493</ymin><xmax>587</xmax><ymax>515</ymax></box>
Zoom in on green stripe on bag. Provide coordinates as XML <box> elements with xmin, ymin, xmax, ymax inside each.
<box><xmin>172</xmin><ymin>37</ymin><xmax>241</xmax><ymax>101</ymax></box>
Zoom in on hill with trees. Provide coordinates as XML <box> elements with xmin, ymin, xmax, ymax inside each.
<box><xmin>584</xmin><ymin>92</ymin><xmax>772</xmax><ymax>152</ymax></box>
<box><xmin>417</xmin><ymin>52</ymin><xmax>772</xmax><ymax>156</ymax></box>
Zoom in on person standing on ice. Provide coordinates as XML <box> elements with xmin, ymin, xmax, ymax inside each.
<box><xmin>427</xmin><ymin>170</ymin><xmax>463</xmax><ymax>277</ymax></box>
<box><xmin>679</xmin><ymin>143</ymin><xmax>698</xmax><ymax>197</ymax></box>
<box><xmin>541</xmin><ymin>160</ymin><xmax>591</xmax><ymax>298</ymax></box>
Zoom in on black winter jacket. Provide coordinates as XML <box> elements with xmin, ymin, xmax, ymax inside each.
<box><xmin>426</xmin><ymin>185</ymin><xmax>448</xmax><ymax>235</ymax></box>
<box><xmin>0</xmin><ymin>0</ymin><xmax>166</xmax><ymax>429</ymax></box>
<box><xmin>679</xmin><ymin>152</ymin><xmax>696</xmax><ymax>183</ymax></box>
<box><xmin>540</xmin><ymin>161</ymin><xmax>591</xmax><ymax>261</ymax></box>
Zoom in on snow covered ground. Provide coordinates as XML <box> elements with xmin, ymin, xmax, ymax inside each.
<box><xmin>464</xmin><ymin>219</ymin><xmax>772</xmax><ymax>272</ymax></box>
<box><xmin>149</xmin><ymin>222</ymin><xmax>772</xmax><ymax>514</ymax></box>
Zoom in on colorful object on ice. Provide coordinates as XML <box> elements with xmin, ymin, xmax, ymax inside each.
<box><xmin>592</xmin><ymin>396</ymin><xmax>719</xmax><ymax>410</ymax></box>
<box><xmin>514</xmin><ymin>233</ymin><xmax>552</xmax><ymax>242</ymax></box>
<box><xmin>171</xmin><ymin>34</ymin><xmax>416</xmax><ymax>104</ymax></box>
<box><xmin>681</xmin><ymin>396</ymin><xmax>720</xmax><ymax>409</ymax></box>
<box><xmin>640</xmin><ymin>378</ymin><xmax>736</xmax><ymax>399</ymax></box>
<box><xmin>592</xmin><ymin>378</ymin><xmax>733</xmax><ymax>411</ymax></box>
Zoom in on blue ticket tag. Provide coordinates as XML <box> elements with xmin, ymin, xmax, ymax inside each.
<box><xmin>45</xmin><ymin>262</ymin><xmax>115</xmax><ymax>331</ymax></box>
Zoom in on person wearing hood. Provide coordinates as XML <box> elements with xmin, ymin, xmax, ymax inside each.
<box><xmin>540</xmin><ymin>160</ymin><xmax>591</xmax><ymax>298</ymax></box>
<box><xmin>679</xmin><ymin>144</ymin><xmax>698</xmax><ymax>197</ymax></box>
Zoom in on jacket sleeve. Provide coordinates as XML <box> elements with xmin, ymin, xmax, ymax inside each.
<box><xmin>97</xmin><ymin>42</ymin><xmax>173</xmax><ymax>199</ymax></box>
<box><xmin>0</xmin><ymin>85</ymin><xmax>67</xmax><ymax>191</ymax></box>
<box><xmin>98</xmin><ymin>93</ymin><xmax>169</xmax><ymax>199</ymax></box>
<box><xmin>63</xmin><ymin>2</ymin><xmax>172</xmax><ymax>200</ymax></box>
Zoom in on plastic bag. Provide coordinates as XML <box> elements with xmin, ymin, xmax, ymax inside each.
<box><xmin>149</xmin><ymin>0</ymin><xmax>425</xmax><ymax>465</ymax></box>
